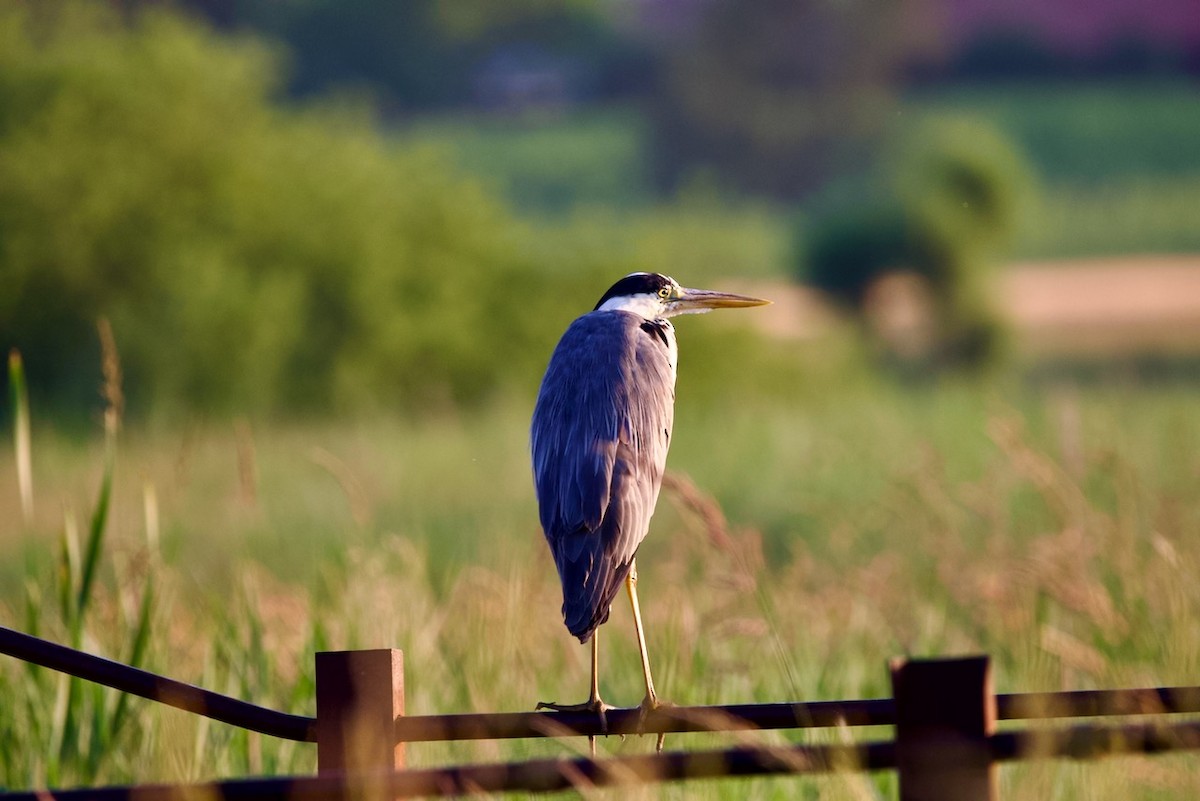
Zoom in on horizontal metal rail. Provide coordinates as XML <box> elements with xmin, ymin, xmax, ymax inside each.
<box><xmin>394</xmin><ymin>698</ymin><xmax>895</xmax><ymax>742</ymax></box>
<box><xmin>395</xmin><ymin>686</ymin><xmax>1200</xmax><ymax>742</ymax></box>
<box><xmin>0</xmin><ymin>624</ymin><xmax>315</xmax><ymax>742</ymax></box>
<box><xmin>6</xmin><ymin>623</ymin><xmax>1200</xmax><ymax>746</ymax></box>
<box><xmin>997</xmin><ymin>686</ymin><xmax>1200</xmax><ymax>721</ymax></box>
<box><xmin>0</xmin><ymin>739</ymin><xmax>897</xmax><ymax>800</ymax></box>
<box><xmin>994</xmin><ymin>718</ymin><xmax>1200</xmax><ymax>761</ymax></box>
<box><xmin>8</xmin><ymin>719</ymin><xmax>1200</xmax><ymax>800</ymax></box>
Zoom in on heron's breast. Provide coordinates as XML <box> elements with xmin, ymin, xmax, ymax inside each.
<box><xmin>639</xmin><ymin>319</ymin><xmax>678</xmax><ymax>377</ymax></box>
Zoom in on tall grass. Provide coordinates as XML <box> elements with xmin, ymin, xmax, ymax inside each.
<box><xmin>1</xmin><ymin>324</ymin><xmax>160</xmax><ymax>787</ymax></box>
<box><xmin>3</xmin><ymin>363</ymin><xmax>1200</xmax><ymax>796</ymax></box>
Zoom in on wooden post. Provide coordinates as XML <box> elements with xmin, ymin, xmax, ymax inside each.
<box><xmin>316</xmin><ymin>649</ymin><xmax>405</xmax><ymax>774</ymax></box>
<box><xmin>890</xmin><ymin>655</ymin><xmax>997</xmax><ymax>801</ymax></box>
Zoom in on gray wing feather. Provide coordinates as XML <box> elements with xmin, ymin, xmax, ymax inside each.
<box><xmin>531</xmin><ymin>311</ymin><xmax>675</xmax><ymax>641</ymax></box>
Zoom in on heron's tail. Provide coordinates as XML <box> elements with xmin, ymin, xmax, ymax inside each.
<box><xmin>558</xmin><ymin>553</ymin><xmax>633</xmax><ymax>643</ymax></box>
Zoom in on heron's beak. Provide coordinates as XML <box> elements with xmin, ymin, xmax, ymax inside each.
<box><xmin>669</xmin><ymin>287</ymin><xmax>771</xmax><ymax>315</ymax></box>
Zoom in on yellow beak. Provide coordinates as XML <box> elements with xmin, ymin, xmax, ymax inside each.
<box><xmin>669</xmin><ymin>287</ymin><xmax>772</xmax><ymax>314</ymax></box>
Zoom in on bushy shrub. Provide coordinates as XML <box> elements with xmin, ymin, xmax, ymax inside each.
<box><xmin>799</xmin><ymin>116</ymin><xmax>1032</xmax><ymax>369</ymax></box>
<box><xmin>0</xmin><ymin>2</ymin><xmax>581</xmax><ymax>419</ymax></box>
<box><xmin>890</xmin><ymin>116</ymin><xmax>1029</xmax><ymax>259</ymax></box>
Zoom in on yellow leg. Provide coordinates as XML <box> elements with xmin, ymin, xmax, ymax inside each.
<box><xmin>626</xmin><ymin>562</ymin><xmax>658</xmax><ymax>707</ymax></box>
<box><xmin>627</xmin><ymin>560</ymin><xmax>667</xmax><ymax>751</ymax></box>
<box><xmin>537</xmin><ymin>627</ymin><xmax>610</xmax><ymax>756</ymax></box>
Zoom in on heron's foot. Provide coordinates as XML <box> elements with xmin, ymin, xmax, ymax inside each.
<box><xmin>536</xmin><ymin>698</ymin><xmax>614</xmax><ymax>735</ymax></box>
<box><xmin>637</xmin><ymin>693</ymin><xmax>673</xmax><ymax>752</ymax></box>
<box><xmin>537</xmin><ymin>698</ymin><xmax>614</xmax><ymax>758</ymax></box>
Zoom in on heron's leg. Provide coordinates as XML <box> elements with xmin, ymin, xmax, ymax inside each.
<box><xmin>627</xmin><ymin>561</ymin><xmax>668</xmax><ymax>752</ymax></box>
<box><xmin>627</xmin><ymin>562</ymin><xmax>658</xmax><ymax>706</ymax></box>
<box><xmin>536</xmin><ymin>629</ymin><xmax>611</xmax><ymax>756</ymax></box>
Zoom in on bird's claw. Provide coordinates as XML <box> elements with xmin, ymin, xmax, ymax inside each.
<box><xmin>637</xmin><ymin>694</ymin><xmax>673</xmax><ymax>752</ymax></box>
<box><xmin>536</xmin><ymin>698</ymin><xmax>614</xmax><ymax>735</ymax></box>
<box><xmin>537</xmin><ymin>698</ymin><xmax>614</xmax><ymax>758</ymax></box>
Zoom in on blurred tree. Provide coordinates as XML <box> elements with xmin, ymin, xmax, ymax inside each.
<box><xmin>800</xmin><ymin>117</ymin><xmax>1032</xmax><ymax>369</ymax></box>
<box><xmin>241</xmin><ymin>0</ymin><xmax>469</xmax><ymax>109</ymax></box>
<box><xmin>648</xmin><ymin>0</ymin><xmax>941</xmax><ymax>199</ymax></box>
<box><xmin>0</xmin><ymin>1</ymin><xmax>595</xmax><ymax>418</ymax></box>
<box><xmin>433</xmin><ymin>0</ymin><xmax>605</xmax><ymax>42</ymax></box>
<box><xmin>158</xmin><ymin>0</ymin><xmax>646</xmax><ymax>110</ymax></box>
<box><xmin>946</xmin><ymin>29</ymin><xmax>1068</xmax><ymax>81</ymax></box>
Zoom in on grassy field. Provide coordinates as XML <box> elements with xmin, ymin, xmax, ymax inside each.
<box><xmin>5</xmin><ymin>358</ymin><xmax>1200</xmax><ymax>796</ymax></box>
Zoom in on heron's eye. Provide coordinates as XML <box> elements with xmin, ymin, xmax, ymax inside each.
<box><xmin>658</xmin><ymin>286</ymin><xmax>671</xmax><ymax>299</ymax></box>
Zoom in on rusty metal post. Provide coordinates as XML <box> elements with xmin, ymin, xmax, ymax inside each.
<box><xmin>890</xmin><ymin>655</ymin><xmax>997</xmax><ymax>801</ymax></box>
<box><xmin>316</xmin><ymin>649</ymin><xmax>405</xmax><ymax>773</ymax></box>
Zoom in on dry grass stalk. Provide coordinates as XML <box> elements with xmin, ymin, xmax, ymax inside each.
<box><xmin>97</xmin><ymin>318</ymin><xmax>123</xmax><ymax>436</ymax></box>
<box><xmin>9</xmin><ymin>349</ymin><xmax>34</xmax><ymax>523</ymax></box>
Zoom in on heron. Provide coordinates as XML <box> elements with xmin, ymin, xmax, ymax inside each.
<box><xmin>531</xmin><ymin>272</ymin><xmax>769</xmax><ymax>749</ymax></box>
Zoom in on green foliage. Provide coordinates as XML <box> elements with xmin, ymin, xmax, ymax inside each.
<box><xmin>800</xmin><ymin>116</ymin><xmax>1031</xmax><ymax>369</ymax></box>
<box><xmin>890</xmin><ymin>116</ymin><xmax>1030</xmax><ymax>256</ymax></box>
<box><xmin>804</xmin><ymin>201</ymin><xmax>915</xmax><ymax>307</ymax></box>
<box><xmin>806</xmin><ymin>116</ymin><xmax>1030</xmax><ymax>301</ymax></box>
<box><xmin>0</xmin><ymin>1</ymin><xmax>579</xmax><ymax>419</ymax></box>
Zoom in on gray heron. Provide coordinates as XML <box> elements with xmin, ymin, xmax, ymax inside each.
<box><xmin>531</xmin><ymin>272</ymin><xmax>769</xmax><ymax>748</ymax></box>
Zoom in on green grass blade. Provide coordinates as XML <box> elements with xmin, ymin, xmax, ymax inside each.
<box><xmin>77</xmin><ymin>318</ymin><xmax>123</xmax><ymax>624</ymax></box>
<box><xmin>46</xmin><ymin>671</ymin><xmax>72</xmax><ymax>785</ymax></box>
<box><xmin>76</xmin><ymin>441</ymin><xmax>113</xmax><ymax>622</ymax></box>
<box><xmin>85</xmin><ymin>682</ymin><xmax>105</xmax><ymax>777</ymax></box>
<box><xmin>58</xmin><ymin>511</ymin><xmax>81</xmax><ymax>638</ymax></box>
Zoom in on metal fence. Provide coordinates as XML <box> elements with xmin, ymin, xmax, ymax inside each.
<box><xmin>2</xmin><ymin>623</ymin><xmax>1200</xmax><ymax>799</ymax></box>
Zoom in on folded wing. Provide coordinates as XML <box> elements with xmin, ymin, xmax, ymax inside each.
<box><xmin>531</xmin><ymin>311</ymin><xmax>676</xmax><ymax>641</ymax></box>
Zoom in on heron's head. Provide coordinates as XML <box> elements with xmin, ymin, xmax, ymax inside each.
<box><xmin>593</xmin><ymin>272</ymin><xmax>770</xmax><ymax>320</ymax></box>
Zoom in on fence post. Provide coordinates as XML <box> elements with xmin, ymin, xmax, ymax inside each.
<box><xmin>316</xmin><ymin>649</ymin><xmax>405</xmax><ymax>774</ymax></box>
<box><xmin>890</xmin><ymin>655</ymin><xmax>997</xmax><ymax>801</ymax></box>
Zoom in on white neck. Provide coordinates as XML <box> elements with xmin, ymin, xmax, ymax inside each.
<box><xmin>596</xmin><ymin>293</ymin><xmax>664</xmax><ymax>319</ymax></box>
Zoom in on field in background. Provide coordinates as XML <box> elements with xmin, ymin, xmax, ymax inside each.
<box><xmin>405</xmin><ymin>80</ymin><xmax>1200</xmax><ymax>262</ymax></box>
<box><xmin>741</xmin><ymin>254</ymin><xmax>1200</xmax><ymax>361</ymax></box>
<box><xmin>4</xmin><ymin>373</ymin><xmax>1200</xmax><ymax>796</ymax></box>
